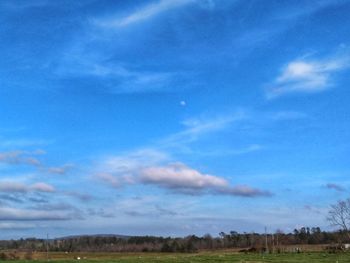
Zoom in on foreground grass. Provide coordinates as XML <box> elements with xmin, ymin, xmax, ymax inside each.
<box><xmin>7</xmin><ymin>251</ymin><xmax>350</xmax><ymax>263</ymax></box>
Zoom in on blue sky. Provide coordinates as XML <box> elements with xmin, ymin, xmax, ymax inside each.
<box><xmin>1</xmin><ymin>0</ymin><xmax>350</xmax><ymax>239</ymax></box>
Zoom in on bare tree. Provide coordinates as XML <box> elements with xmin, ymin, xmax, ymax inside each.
<box><xmin>327</xmin><ymin>199</ymin><xmax>350</xmax><ymax>240</ymax></box>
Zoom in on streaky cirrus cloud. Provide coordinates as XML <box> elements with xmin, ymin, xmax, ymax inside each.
<box><xmin>160</xmin><ymin>110</ymin><xmax>247</xmax><ymax>148</ymax></box>
<box><xmin>95</xmin><ymin>150</ymin><xmax>271</xmax><ymax>197</ymax></box>
<box><xmin>266</xmin><ymin>53</ymin><xmax>349</xmax><ymax>98</ymax></box>
<box><xmin>55</xmin><ymin>56</ymin><xmax>179</xmax><ymax>94</ymax></box>
<box><xmin>94</xmin><ymin>0</ymin><xmax>195</xmax><ymax>28</ymax></box>
<box><xmin>266</xmin><ymin>111</ymin><xmax>308</xmax><ymax>121</ymax></box>
<box><xmin>178</xmin><ymin>144</ymin><xmax>263</xmax><ymax>158</ymax></box>
<box><xmin>0</xmin><ymin>138</ymin><xmax>50</xmax><ymax>148</ymax></box>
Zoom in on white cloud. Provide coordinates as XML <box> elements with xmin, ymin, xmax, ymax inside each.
<box><xmin>267</xmin><ymin>56</ymin><xmax>349</xmax><ymax>98</ymax></box>
<box><xmin>95</xmin><ymin>0</ymin><xmax>194</xmax><ymax>28</ymax></box>
<box><xmin>95</xmin><ymin>150</ymin><xmax>271</xmax><ymax>197</ymax></box>
<box><xmin>140</xmin><ymin>163</ymin><xmax>228</xmax><ymax>190</ymax></box>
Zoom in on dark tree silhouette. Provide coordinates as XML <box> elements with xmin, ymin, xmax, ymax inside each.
<box><xmin>328</xmin><ymin>198</ymin><xmax>350</xmax><ymax>240</ymax></box>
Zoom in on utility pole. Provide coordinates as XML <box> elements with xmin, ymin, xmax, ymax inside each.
<box><xmin>46</xmin><ymin>233</ymin><xmax>49</xmax><ymax>261</ymax></box>
<box><xmin>265</xmin><ymin>227</ymin><xmax>268</xmax><ymax>254</ymax></box>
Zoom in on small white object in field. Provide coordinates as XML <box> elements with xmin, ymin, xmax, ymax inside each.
<box><xmin>77</xmin><ymin>257</ymin><xmax>81</xmax><ymax>260</ymax></box>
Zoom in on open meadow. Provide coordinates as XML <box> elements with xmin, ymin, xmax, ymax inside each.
<box><xmin>6</xmin><ymin>251</ymin><xmax>350</xmax><ymax>263</ymax></box>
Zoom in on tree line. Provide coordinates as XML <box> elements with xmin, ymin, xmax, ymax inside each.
<box><xmin>0</xmin><ymin>227</ymin><xmax>348</xmax><ymax>253</ymax></box>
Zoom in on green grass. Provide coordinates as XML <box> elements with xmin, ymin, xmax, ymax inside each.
<box><xmin>8</xmin><ymin>252</ymin><xmax>350</xmax><ymax>263</ymax></box>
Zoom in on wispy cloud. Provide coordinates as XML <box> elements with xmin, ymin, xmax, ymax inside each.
<box><xmin>55</xmin><ymin>56</ymin><xmax>180</xmax><ymax>93</ymax></box>
<box><xmin>58</xmin><ymin>0</ymin><xmax>338</xmax><ymax>96</ymax></box>
<box><xmin>87</xmin><ymin>208</ymin><xmax>115</xmax><ymax>218</ymax></box>
<box><xmin>0</xmin><ymin>181</ymin><xmax>55</xmax><ymax>193</ymax></box>
<box><xmin>0</xmin><ymin>0</ymin><xmax>49</xmax><ymax>10</ymax></box>
<box><xmin>124</xmin><ymin>205</ymin><xmax>179</xmax><ymax>218</ymax></box>
<box><xmin>157</xmin><ymin>109</ymin><xmax>305</xmax><ymax>156</ymax></box>
<box><xmin>161</xmin><ymin>110</ymin><xmax>247</xmax><ymax>147</ymax></box>
<box><xmin>267</xmin><ymin>111</ymin><xmax>307</xmax><ymax>121</ymax></box>
<box><xmin>0</xmin><ymin>150</ymin><xmax>42</xmax><ymax>167</ymax></box>
<box><xmin>266</xmin><ymin>54</ymin><xmax>349</xmax><ymax>98</ymax></box>
<box><xmin>94</xmin><ymin>0</ymin><xmax>194</xmax><ymax>28</ymax></box>
<box><xmin>0</xmin><ymin>222</ymin><xmax>35</xmax><ymax>230</ymax></box>
<box><xmin>46</xmin><ymin>164</ymin><xmax>74</xmax><ymax>175</ymax></box>
<box><xmin>0</xmin><ymin>0</ymin><xmax>94</xmax><ymax>11</ymax></box>
<box><xmin>0</xmin><ymin>138</ymin><xmax>50</xmax><ymax>148</ymax></box>
<box><xmin>0</xmin><ymin>207</ymin><xmax>75</xmax><ymax>221</ymax></box>
<box><xmin>95</xmin><ymin>149</ymin><xmax>170</xmax><ymax>188</ymax></box>
<box><xmin>63</xmin><ymin>191</ymin><xmax>93</xmax><ymax>202</ymax></box>
<box><xmin>96</xmin><ymin>172</ymin><xmax>121</xmax><ymax>188</ymax></box>
<box><xmin>0</xmin><ymin>149</ymin><xmax>76</xmax><ymax>177</ymax></box>
<box><xmin>190</xmin><ymin>144</ymin><xmax>263</xmax><ymax>157</ymax></box>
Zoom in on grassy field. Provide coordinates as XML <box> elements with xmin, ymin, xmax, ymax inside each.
<box><xmin>6</xmin><ymin>251</ymin><xmax>350</xmax><ymax>263</ymax></box>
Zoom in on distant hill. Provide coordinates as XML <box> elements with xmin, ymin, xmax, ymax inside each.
<box><xmin>56</xmin><ymin>234</ymin><xmax>131</xmax><ymax>240</ymax></box>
